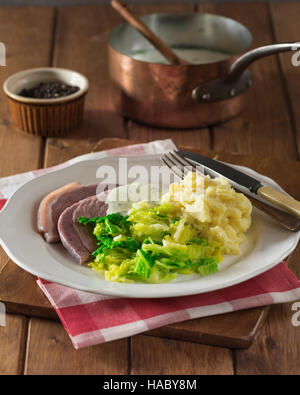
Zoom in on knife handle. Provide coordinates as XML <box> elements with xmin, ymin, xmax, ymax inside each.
<box><xmin>257</xmin><ymin>186</ymin><xmax>300</xmax><ymax>218</ymax></box>
<box><xmin>247</xmin><ymin>195</ymin><xmax>300</xmax><ymax>232</ymax></box>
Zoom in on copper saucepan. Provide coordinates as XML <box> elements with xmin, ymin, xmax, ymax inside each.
<box><xmin>108</xmin><ymin>13</ymin><xmax>299</xmax><ymax>128</ymax></box>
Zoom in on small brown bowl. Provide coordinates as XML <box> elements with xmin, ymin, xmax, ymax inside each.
<box><xmin>3</xmin><ymin>67</ymin><xmax>89</xmax><ymax>137</ymax></box>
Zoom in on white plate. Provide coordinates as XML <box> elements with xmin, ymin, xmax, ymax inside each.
<box><xmin>0</xmin><ymin>154</ymin><xmax>299</xmax><ymax>298</ymax></box>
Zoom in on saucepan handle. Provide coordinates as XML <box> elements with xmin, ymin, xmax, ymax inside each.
<box><xmin>227</xmin><ymin>42</ymin><xmax>299</xmax><ymax>82</ymax></box>
<box><xmin>193</xmin><ymin>42</ymin><xmax>300</xmax><ymax>103</ymax></box>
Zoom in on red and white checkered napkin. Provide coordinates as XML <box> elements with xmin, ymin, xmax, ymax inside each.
<box><xmin>1</xmin><ymin>139</ymin><xmax>300</xmax><ymax>349</ymax></box>
<box><xmin>37</xmin><ymin>265</ymin><xmax>300</xmax><ymax>349</ymax></box>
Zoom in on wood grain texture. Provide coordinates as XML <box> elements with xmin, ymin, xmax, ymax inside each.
<box><xmin>130</xmin><ymin>335</ymin><xmax>233</xmax><ymax>375</ymax></box>
<box><xmin>0</xmin><ymin>7</ymin><xmax>54</xmax><ymax>177</ymax></box>
<box><xmin>205</xmin><ymin>2</ymin><xmax>298</xmax><ymax>159</ymax></box>
<box><xmin>235</xmin><ymin>304</ymin><xmax>300</xmax><ymax>375</ymax></box>
<box><xmin>24</xmin><ymin>318</ymin><xmax>128</xmax><ymax>375</ymax></box>
<box><xmin>235</xmin><ymin>243</ymin><xmax>300</xmax><ymax>375</ymax></box>
<box><xmin>0</xmin><ymin>7</ymin><xmax>54</xmax><ymax>272</ymax></box>
<box><xmin>0</xmin><ymin>314</ymin><xmax>28</xmax><ymax>375</ymax></box>
<box><xmin>0</xmin><ymin>264</ymin><xmax>57</xmax><ymax>320</ymax></box>
<box><xmin>146</xmin><ymin>307</ymin><xmax>269</xmax><ymax>349</ymax></box>
<box><xmin>269</xmin><ymin>1</ymin><xmax>300</xmax><ymax>157</ymax></box>
<box><xmin>0</xmin><ymin>247</ymin><xmax>8</xmax><ymax>272</ymax></box>
<box><xmin>43</xmin><ymin>5</ymin><xmax>127</xmax><ymax>168</ymax></box>
<box><xmin>127</xmin><ymin>123</ymin><xmax>211</xmax><ymax>151</ymax></box>
<box><xmin>127</xmin><ymin>3</ymin><xmax>195</xmax><ymax>20</ymax></box>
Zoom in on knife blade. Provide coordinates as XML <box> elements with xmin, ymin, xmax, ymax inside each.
<box><xmin>177</xmin><ymin>150</ymin><xmax>300</xmax><ymax>219</ymax></box>
<box><xmin>178</xmin><ymin>150</ymin><xmax>263</xmax><ymax>194</ymax></box>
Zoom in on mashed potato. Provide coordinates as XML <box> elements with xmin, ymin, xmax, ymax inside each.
<box><xmin>161</xmin><ymin>171</ymin><xmax>252</xmax><ymax>255</ymax></box>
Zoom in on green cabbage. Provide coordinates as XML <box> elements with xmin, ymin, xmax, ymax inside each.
<box><xmin>79</xmin><ymin>203</ymin><xmax>223</xmax><ymax>283</ymax></box>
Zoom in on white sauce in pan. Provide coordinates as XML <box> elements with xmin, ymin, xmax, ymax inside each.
<box><xmin>131</xmin><ymin>48</ymin><xmax>231</xmax><ymax>65</ymax></box>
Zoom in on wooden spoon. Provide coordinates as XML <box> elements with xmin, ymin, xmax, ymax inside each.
<box><xmin>111</xmin><ymin>0</ymin><xmax>189</xmax><ymax>65</ymax></box>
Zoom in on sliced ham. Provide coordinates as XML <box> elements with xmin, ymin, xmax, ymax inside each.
<box><xmin>37</xmin><ymin>183</ymin><xmax>97</xmax><ymax>243</ymax></box>
<box><xmin>57</xmin><ymin>201</ymin><xmax>92</xmax><ymax>265</ymax></box>
<box><xmin>37</xmin><ymin>182</ymin><xmax>81</xmax><ymax>241</ymax></box>
<box><xmin>72</xmin><ymin>195</ymin><xmax>107</xmax><ymax>253</ymax></box>
<box><xmin>57</xmin><ymin>189</ymin><xmax>111</xmax><ymax>265</ymax></box>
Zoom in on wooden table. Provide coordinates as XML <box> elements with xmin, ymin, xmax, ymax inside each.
<box><xmin>0</xmin><ymin>2</ymin><xmax>300</xmax><ymax>375</ymax></box>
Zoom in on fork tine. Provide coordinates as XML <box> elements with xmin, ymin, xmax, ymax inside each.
<box><xmin>168</xmin><ymin>151</ymin><xmax>192</xmax><ymax>177</ymax></box>
<box><xmin>164</xmin><ymin>152</ymin><xmax>186</xmax><ymax>175</ymax></box>
<box><xmin>169</xmin><ymin>150</ymin><xmax>191</xmax><ymax>167</ymax></box>
<box><xmin>171</xmin><ymin>150</ymin><xmax>201</xmax><ymax>172</ymax></box>
<box><xmin>161</xmin><ymin>149</ymin><xmax>205</xmax><ymax>181</ymax></box>
<box><xmin>165</xmin><ymin>151</ymin><xmax>196</xmax><ymax>177</ymax></box>
<box><xmin>161</xmin><ymin>155</ymin><xmax>184</xmax><ymax>180</ymax></box>
<box><xmin>171</xmin><ymin>150</ymin><xmax>205</xmax><ymax>177</ymax></box>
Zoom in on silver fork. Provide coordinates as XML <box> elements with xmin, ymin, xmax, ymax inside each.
<box><xmin>161</xmin><ymin>150</ymin><xmax>300</xmax><ymax>232</ymax></box>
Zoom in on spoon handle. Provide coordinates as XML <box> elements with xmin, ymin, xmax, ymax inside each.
<box><xmin>111</xmin><ymin>0</ymin><xmax>187</xmax><ymax>65</ymax></box>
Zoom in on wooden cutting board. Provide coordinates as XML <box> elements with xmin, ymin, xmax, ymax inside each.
<box><xmin>1</xmin><ymin>138</ymin><xmax>299</xmax><ymax>349</ymax></box>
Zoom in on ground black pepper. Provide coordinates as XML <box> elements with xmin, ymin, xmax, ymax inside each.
<box><xmin>19</xmin><ymin>81</ymin><xmax>80</xmax><ymax>99</ymax></box>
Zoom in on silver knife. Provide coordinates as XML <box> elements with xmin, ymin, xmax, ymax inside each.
<box><xmin>178</xmin><ymin>150</ymin><xmax>300</xmax><ymax>219</ymax></box>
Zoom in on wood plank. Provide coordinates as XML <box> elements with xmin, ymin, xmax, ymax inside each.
<box><xmin>235</xmin><ymin>305</ymin><xmax>300</xmax><ymax>374</ymax></box>
<box><xmin>0</xmin><ymin>247</ymin><xmax>8</xmax><ymax>272</ymax></box>
<box><xmin>235</xmin><ymin>198</ymin><xmax>300</xmax><ymax>374</ymax></box>
<box><xmin>204</xmin><ymin>2</ymin><xmax>298</xmax><ymax>159</ymax></box>
<box><xmin>0</xmin><ymin>314</ymin><xmax>28</xmax><ymax>375</ymax></box>
<box><xmin>0</xmin><ymin>7</ymin><xmax>55</xmax><ymax>278</ymax></box>
<box><xmin>0</xmin><ymin>7</ymin><xmax>54</xmax><ymax>177</ymax></box>
<box><xmin>24</xmin><ymin>317</ymin><xmax>128</xmax><ymax>374</ymax></box>
<box><xmin>146</xmin><ymin>306</ymin><xmax>268</xmax><ymax>349</ymax></box>
<box><xmin>269</xmin><ymin>1</ymin><xmax>300</xmax><ymax>157</ymax></box>
<box><xmin>130</xmin><ymin>335</ymin><xmax>233</xmax><ymax>375</ymax></box>
<box><xmin>125</xmin><ymin>3</ymin><xmax>211</xmax><ymax>150</ymax></box>
<box><xmin>127</xmin><ymin>123</ymin><xmax>211</xmax><ymax>151</ymax></box>
<box><xmin>44</xmin><ymin>5</ymin><xmax>127</xmax><ymax>168</ymax></box>
<box><xmin>235</xmin><ymin>244</ymin><xmax>300</xmax><ymax>374</ymax></box>
<box><xmin>0</xmin><ymin>264</ymin><xmax>57</xmax><ymax>320</ymax></box>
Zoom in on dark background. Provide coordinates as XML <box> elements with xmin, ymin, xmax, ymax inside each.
<box><xmin>0</xmin><ymin>0</ymin><xmax>299</xmax><ymax>6</ymax></box>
